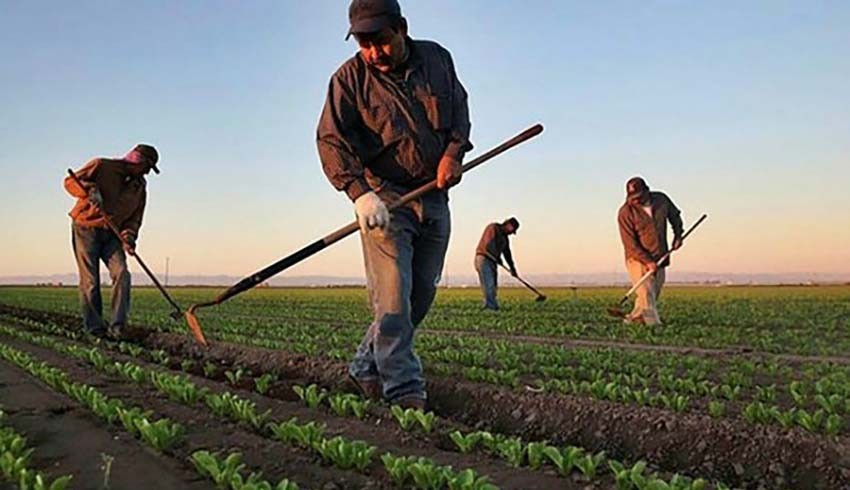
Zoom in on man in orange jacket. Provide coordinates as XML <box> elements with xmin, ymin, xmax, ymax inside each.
<box><xmin>64</xmin><ymin>144</ymin><xmax>159</xmax><ymax>338</ymax></box>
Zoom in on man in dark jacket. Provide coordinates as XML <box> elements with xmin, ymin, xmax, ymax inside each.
<box><xmin>317</xmin><ymin>0</ymin><xmax>472</xmax><ymax>409</ymax></box>
<box><xmin>617</xmin><ymin>177</ymin><xmax>683</xmax><ymax>325</ymax></box>
<box><xmin>64</xmin><ymin>144</ymin><xmax>159</xmax><ymax>338</ymax></box>
<box><xmin>474</xmin><ymin>218</ymin><xmax>519</xmax><ymax>310</ymax></box>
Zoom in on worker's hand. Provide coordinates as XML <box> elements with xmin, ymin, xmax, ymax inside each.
<box><xmin>354</xmin><ymin>191</ymin><xmax>390</xmax><ymax>232</ymax></box>
<box><xmin>436</xmin><ymin>154</ymin><xmax>462</xmax><ymax>189</ymax></box>
<box><xmin>510</xmin><ymin>267</ymin><xmax>518</xmax><ymax>277</ymax></box>
<box><xmin>88</xmin><ymin>188</ymin><xmax>103</xmax><ymax>208</ymax></box>
<box><xmin>645</xmin><ymin>261</ymin><xmax>658</xmax><ymax>274</ymax></box>
<box><xmin>671</xmin><ymin>237</ymin><xmax>683</xmax><ymax>251</ymax></box>
<box><xmin>121</xmin><ymin>231</ymin><xmax>136</xmax><ymax>256</ymax></box>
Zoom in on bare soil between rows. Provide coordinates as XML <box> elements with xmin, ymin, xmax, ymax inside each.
<box><xmin>0</xmin><ymin>354</ymin><xmax>212</xmax><ymax>490</ymax></box>
<box><xmin>4</xmin><ymin>305</ymin><xmax>850</xmax><ymax>489</ymax></box>
<box><xmin>0</xmin><ymin>328</ymin><xmax>574</xmax><ymax>489</ymax></box>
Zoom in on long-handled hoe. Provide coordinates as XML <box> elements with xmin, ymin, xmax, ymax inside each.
<box><xmin>606</xmin><ymin>213</ymin><xmax>708</xmax><ymax>319</ymax></box>
<box><xmin>484</xmin><ymin>253</ymin><xmax>546</xmax><ymax>302</ymax></box>
<box><xmin>66</xmin><ymin>169</ymin><xmax>184</xmax><ymax>321</ymax></box>
<box><xmin>185</xmin><ymin>124</ymin><xmax>545</xmax><ymax>345</ymax></box>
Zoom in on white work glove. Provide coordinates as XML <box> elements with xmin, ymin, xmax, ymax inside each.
<box><xmin>88</xmin><ymin>188</ymin><xmax>103</xmax><ymax>208</ymax></box>
<box><xmin>354</xmin><ymin>191</ymin><xmax>390</xmax><ymax>232</ymax></box>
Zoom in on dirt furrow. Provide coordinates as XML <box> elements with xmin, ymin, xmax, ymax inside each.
<box><xmin>0</xmin><ymin>356</ymin><xmax>212</xmax><ymax>490</ymax></box>
<box><xmin>0</xmin><ymin>333</ymin><xmax>571</xmax><ymax>490</ymax></box>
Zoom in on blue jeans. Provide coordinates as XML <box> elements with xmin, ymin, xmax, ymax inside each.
<box><xmin>349</xmin><ymin>191</ymin><xmax>450</xmax><ymax>402</ymax></box>
<box><xmin>474</xmin><ymin>254</ymin><xmax>499</xmax><ymax>310</ymax></box>
<box><xmin>71</xmin><ymin>223</ymin><xmax>131</xmax><ymax>333</ymax></box>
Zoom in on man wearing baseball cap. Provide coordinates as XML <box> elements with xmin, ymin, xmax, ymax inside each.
<box><xmin>63</xmin><ymin>144</ymin><xmax>159</xmax><ymax>338</ymax></box>
<box><xmin>474</xmin><ymin>217</ymin><xmax>520</xmax><ymax>310</ymax></box>
<box><xmin>617</xmin><ymin>177</ymin><xmax>684</xmax><ymax>325</ymax></box>
<box><xmin>317</xmin><ymin>0</ymin><xmax>472</xmax><ymax>409</ymax></box>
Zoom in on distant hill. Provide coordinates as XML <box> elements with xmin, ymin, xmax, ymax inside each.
<box><xmin>3</xmin><ymin>272</ymin><xmax>849</xmax><ymax>287</ymax></box>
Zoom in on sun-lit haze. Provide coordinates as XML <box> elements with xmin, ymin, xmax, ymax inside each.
<box><xmin>1</xmin><ymin>1</ymin><xmax>848</xmax><ymax>283</ymax></box>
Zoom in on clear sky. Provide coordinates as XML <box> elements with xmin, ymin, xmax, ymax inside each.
<box><xmin>1</xmin><ymin>1</ymin><xmax>848</xmax><ymax>281</ymax></box>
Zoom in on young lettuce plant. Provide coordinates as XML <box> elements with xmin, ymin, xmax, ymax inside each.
<box><xmin>525</xmin><ymin>441</ymin><xmax>548</xmax><ymax>470</ymax></box>
<box><xmin>495</xmin><ymin>437</ymin><xmax>524</xmax><ymax>467</ymax></box>
<box><xmin>135</xmin><ymin>418</ymin><xmax>183</xmax><ymax>452</ymax></box>
<box><xmin>292</xmin><ymin>384</ymin><xmax>327</xmax><ymax>409</ymax></box>
<box><xmin>446</xmin><ymin>468</ymin><xmax>498</xmax><ymax>490</ymax></box>
<box><xmin>390</xmin><ymin>406</ymin><xmax>436</xmax><ymax>433</ymax></box>
<box><xmin>191</xmin><ymin>450</ymin><xmax>246</xmax><ymax>488</ymax></box>
<box><xmin>254</xmin><ymin>373</ymin><xmax>278</xmax><ymax>395</ymax></box>
<box><xmin>449</xmin><ymin>431</ymin><xmax>480</xmax><ymax>454</ymax></box>
<box><xmin>407</xmin><ymin>457</ymin><xmax>450</xmax><ymax>490</ymax></box>
<box><xmin>574</xmin><ymin>450</ymin><xmax>606</xmax><ymax>480</ymax></box>
<box><xmin>268</xmin><ymin>418</ymin><xmax>326</xmax><ymax>449</ymax></box>
<box><xmin>225</xmin><ymin>367</ymin><xmax>247</xmax><ymax>386</ymax></box>
<box><xmin>315</xmin><ymin>437</ymin><xmax>375</xmax><ymax>471</ymax></box>
<box><xmin>203</xmin><ymin>362</ymin><xmax>218</xmax><ymax>378</ymax></box>
<box><xmin>543</xmin><ymin>445</ymin><xmax>584</xmax><ymax>476</ymax></box>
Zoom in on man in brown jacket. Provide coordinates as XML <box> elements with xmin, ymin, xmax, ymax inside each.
<box><xmin>474</xmin><ymin>218</ymin><xmax>519</xmax><ymax>310</ymax></box>
<box><xmin>617</xmin><ymin>177</ymin><xmax>683</xmax><ymax>325</ymax></box>
<box><xmin>64</xmin><ymin>144</ymin><xmax>159</xmax><ymax>337</ymax></box>
<box><xmin>317</xmin><ymin>0</ymin><xmax>471</xmax><ymax>409</ymax></box>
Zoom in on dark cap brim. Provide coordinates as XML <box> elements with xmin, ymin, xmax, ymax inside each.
<box><xmin>151</xmin><ymin>164</ymin><xmax>160</xmax><ymax>174</ymax></box>
<box><xmin>346</xmin><ymin>16</ymin><xmax>394</xmax><ymax>40</ymax></box>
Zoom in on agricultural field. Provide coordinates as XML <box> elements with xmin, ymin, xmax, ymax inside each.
<box><xmin>0</xmin><ymin>285</ymin><xmax>849</xmax><ymax>489</ymax></box>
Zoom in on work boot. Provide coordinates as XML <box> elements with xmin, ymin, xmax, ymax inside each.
<box><xmin>393</xmin><ymin>396</ymin><xmax>426</xmax><ymax>411</ymax></box>
<box><xmin>348</xmin><ymin>374</ymin><xmax>382</xmax><ymax>401</ymax></box>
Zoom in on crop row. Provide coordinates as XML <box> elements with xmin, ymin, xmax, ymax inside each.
<box><xmin>6</xmin><ymin>310</ymin><xmax>850</xmax><ymax>438</ymax></box>
<box><xmin>1</xmin><ymin>318</ymin><xmax>730</xmax><ymax>489</ymax></box>
<box><xmin>0</xmin><ymin>408</ymin><xmax>72</xmax><ymax>490</ymax></box>
<box><xmin>0</xmin><ymin>324</ymin><xmax>501</xmax><ymax>490</ymax></box>
<box><xmin>3</xmin><ymin>286</ymin><xmax>850</xmax><ymax>355</ymax></box>
<box><xmin>0</xmin><ymin>340</ymin><xmax>300</xmax><ymax>490</ymax></box>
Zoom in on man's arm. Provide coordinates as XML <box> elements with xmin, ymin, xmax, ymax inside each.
<box><xmin>665</xmin><ymin>194</ymin><xmax>684</xmax><ymax>249</ymax></box>
<box><xmin>503</xmin><ymin>241</ymin><xmax>517</xmax><ymax>276</ymax></box>
<box><xmin>64</xmin><ymin>159</ymin><xmax>101</xmax><ymax>198</ymax></box>
<box><xmin>122</xmin><ymin>190</ymin><xmax>146</xmax><ymax>241</ymax></box>
<box><xmin>666</xmin><ymin>195</ymin><xmax>684</xmax><ymax>239</ymax></box>
<box><xmin>618</xmin><ymin>209</ymin><xmax>655</xmax><ymax>265</ymax></box>
<box><xmin>316</xmin><ymin>72</ymin><xmax>370</xmax><ymax>202</ymax></box>
<box><xmin>442</xmin><ymin>52</ymin><xmax>472</xmax><ymax>163</ymax></box>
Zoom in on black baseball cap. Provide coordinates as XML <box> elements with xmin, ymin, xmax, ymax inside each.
<box><xmin>346</xmin><ymin>0</ymin><xmax>402</xmax><ymax>40</ymax></box>
<box><xmin>626</xmin><ymin>177</ymin><xmax>649</xmax><ymax>199</ymax></box>
<box><xmin>134</xmin><ymin>144</ymin><xmax>160</xmax><ymax>174</ymax></box>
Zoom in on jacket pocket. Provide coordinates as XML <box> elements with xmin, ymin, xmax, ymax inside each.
<box><xmin>360</xmin><ymin>103</ymin><xmax>404</xmax><ymax>143</ymax></box>
<box><xmin>423</xmin><ymin>94</ymin><xmax>453</xmax><ymax>131</ymax></box>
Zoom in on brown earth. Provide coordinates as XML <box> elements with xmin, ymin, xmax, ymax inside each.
<box><xmin>0</xmin><ymin>355</ymin><xmax>212</xmax><ymax>490</ymax></box>
<box><xmin>4</xmin><ymin>304</ymin><xmax>850</xmax><ymax>489</ymax></box>
<box><xmin>0</xmin><ymin>334</ymin><xmax>576</xmax><ymax>489</ymax></box>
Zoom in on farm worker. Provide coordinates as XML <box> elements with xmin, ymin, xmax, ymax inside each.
<box><xmin>474</xmin><ymin>218</ymin><xmax>520</xmax><ymax>310</ymax></box>
<box><xmin>317</xmin><ymin>0</ymin><xmax>472</xmax><ymax>409</ymax></box>
<box><xmin>617</xmin><ymin>177</ymin><xmax>683</xmax><ymax>325</ymax></box>
<box><xmin>63</xmin><ymin>144</ymin><xmax>160</xmax><ymax>339</ymax></box>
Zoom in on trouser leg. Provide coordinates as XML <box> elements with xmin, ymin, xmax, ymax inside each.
<box><xmin>475</xmin><ymin>255</ymin><xmax>499</xmax><ymax>310</ymax></box>
<box><xmin>72</xmin><ymin>223</ymin><xmax>105</xmax><ymax>333</ymax></box>
<box><xmin>103</xmin><ymin>233</ymin><xmax>131</xmax><ymax>328</ymax></box>
<box><xmin>626</xmin><ymin>259</ymin><xmax>662</xmax><ymax>325</ymax></box>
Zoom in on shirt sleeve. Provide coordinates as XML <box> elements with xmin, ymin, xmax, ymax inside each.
<box><xmin>64</xmin><ymin>159</ymin><xmax>101</xmax><ymax>198</ymax></box>
<box><xmin>503</xmin><ymin>240</ymin><xmax>516</xmax><ymax>271</ymax></box>
<box><xmin>618</xmin><ymin>208</ymin><xmax>655</xmax><ymax>265</ymax></box>
<box><xmin>316</xmin><ymin>71</ymin><xmax>371</xmax><ymax>202</ymax></box>
<box><xmin>442</xmin><ymin>51</ymin><xmax>473</xmax><ymax>162</ymax></box>
<box><xmin>122</xmin><ymin>189</ymin><xmax>146</xmax><ymax>237</ymax></box>
<box><xmin>665</xmin><ymin>194</ymin><xmax>684</xmax><ymax>239</ymax></box>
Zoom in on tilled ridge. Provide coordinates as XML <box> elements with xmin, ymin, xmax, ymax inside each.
<box><xmin>145</xmin><ymin>331</ymin><xmax>850</xmax><ymax>490</ymax></box>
